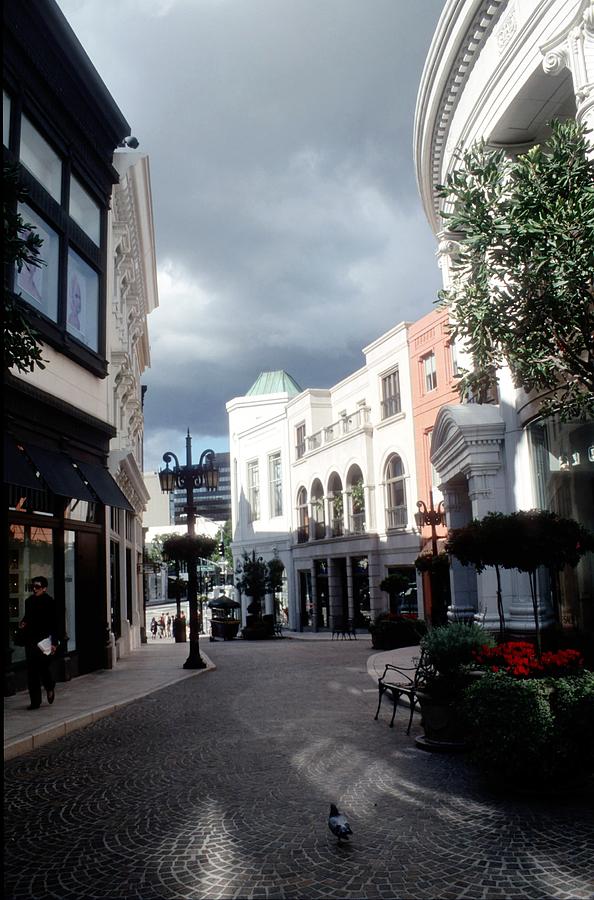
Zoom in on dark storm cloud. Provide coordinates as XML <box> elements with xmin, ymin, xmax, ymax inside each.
<box><xmin>57</xmin><ymin>0</ymin><xmax>445</xmax><ymax>468</ymax></box>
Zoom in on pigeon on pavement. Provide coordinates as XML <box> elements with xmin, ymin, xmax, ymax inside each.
<box><xmin>328</xmin><ymin>804</ymin><xmax>353</xmax><ymax>843</ymax></box>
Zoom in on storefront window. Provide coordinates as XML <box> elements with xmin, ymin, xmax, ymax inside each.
<box><xmin>8</xmin><ymin>523</ymin><xmax>54</xmax><ymax>660</ymax></box>
<box><xmin>64</xmin><ymin>531</ymin><xmax>77</xmax><ymax>652</ymax></box>
<box><xmin>64</xmin><ymin>498</ymin><xmax>97</xmax><ymax>523</ymax></box>
<box><xmin>528</xmin><ymin>415</ymin><xmax>594</xmax><ymax>632</ymax></box>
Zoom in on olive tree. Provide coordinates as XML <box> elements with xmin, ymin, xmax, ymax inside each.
<box><xmin>438</xmin><ymin>119</ymin><xmax>594</xmax><ymax>420</ymax></box>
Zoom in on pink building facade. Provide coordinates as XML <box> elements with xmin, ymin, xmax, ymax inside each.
<box><xmin>408</xmin><ymin>307</ymin><xmax>459</xmax><ymax>622</ymax></box>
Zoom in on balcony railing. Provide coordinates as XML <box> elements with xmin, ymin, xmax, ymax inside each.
<box><xmin>331</xmin><ymin>517</ymin><xmax>343</xmax><ymax>538</ymax></box>
<box><xmin>307</xmin><ymin>432</ymin><xmax>322</xmax><ymax>451</ymax></box>
<box><xmin>312</xmin><ymin>520</ymin><xmax>326</xmax><ymax>540</ymax></box>
<box><xmin>349</xmin><ymin>512</ymin><xmax>366</xmax><ymax>534</ymax></box>
<box><xmin>297</xmin><ymin>525</ymin><xmax>309</xmax><ymax>543</ymax></box>
<box><xmin>386</xmin><ymin>506</ymin><xmax>408</xmax><ymax>529</ymax></box>
<box><xmin>303</xmin><ymin>406</ymin><xmax>371</xmax><ymax>457</ymax></box>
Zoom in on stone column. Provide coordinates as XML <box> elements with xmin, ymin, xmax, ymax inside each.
<box><xmin>327</xmin><ymin>557</ymin><xmax>341</xmax><ymax>628</ymax></box>
<box><xmin>324</xmin><ymin>496</ymin><xmax>332</xmax><ymax>539</ymax></box>
<box><xmin>346</xmin><ymin>557</ymin><xmax>355</xmax><ymax>622</ymax></box>
<box><xmin>442</xmin><ymin>485</ymin><xmax>478</xmax><ymax>623</ymax></box>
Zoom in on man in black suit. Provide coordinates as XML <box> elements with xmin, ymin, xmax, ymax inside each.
<box><xmin>17</xmin><ymin>576</ymin><xmax>60</xmax><ymax>710</ymax></box>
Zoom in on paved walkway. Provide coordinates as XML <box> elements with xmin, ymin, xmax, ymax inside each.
<box><xmin>4</xmin><ymin>632</ymin><xmax>411</xmax><ymax>761</ymax></box>
<box><xmin>5</xmin><ymin>638</ymin><xmax>592</xmax><ymax>900</ymax></box>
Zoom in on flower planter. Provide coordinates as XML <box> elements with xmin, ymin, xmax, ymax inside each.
<box><xmin>210</xmin><ymin>619</ymin><xmax>240</xmax><ymax>641</ymax></box>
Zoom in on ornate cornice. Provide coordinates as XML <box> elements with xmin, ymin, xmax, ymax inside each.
<box><xmin>414</xmin><ymin>0</ymin><xmax>507</xmax><ymax>232</ymax></box>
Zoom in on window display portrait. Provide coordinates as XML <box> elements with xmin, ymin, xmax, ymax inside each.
<box><xmin>66</xmin><ymin>249</ymin><xmax>99</xmax><ymax>351</ymax></box>
<box><xmin>16</xmin><ymin>204</ymin><xmax>59</xmax><ymax>322</ymax></box>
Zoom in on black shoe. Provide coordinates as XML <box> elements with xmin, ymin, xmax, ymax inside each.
<box><xmin>47</xmin><ymin>689</ymin><xmax>55</xmax><ymax>705</ymax></box>
<box><xmin>27</xmin><ymin>704</ymin><xmax>40</xmax><ymax>710</ymax></box>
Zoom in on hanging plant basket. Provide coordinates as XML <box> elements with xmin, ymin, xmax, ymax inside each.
<box><xmin>415</xmin><ymin>552</ymin><xmax>450</xmax><ymax>576</ymax></box>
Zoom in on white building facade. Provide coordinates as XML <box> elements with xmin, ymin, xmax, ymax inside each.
<box><xmin>227</xmin><ymin>324</ymin><xmax>423</xmax><ymax>632</ymax></box>
<box><xmin>106</xmin><ymin>150</ymin><xmax>159</xmax><ymax>655</ymax></box>
<box><xmin>414</xmin><ymin>0</ymin><xmax>594</xmax><ymax>635</ymax></box>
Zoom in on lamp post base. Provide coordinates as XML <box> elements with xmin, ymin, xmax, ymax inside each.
<box><xmin>183</xmin><ymin>650</ymin><xmax>207</xmax><ymax>669</ymax></box>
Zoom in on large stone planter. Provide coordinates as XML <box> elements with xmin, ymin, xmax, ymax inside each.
<box><xmin>415</xmin><ymin>691</ymin><xmax>468</xmax><ymax>752</ymax></box>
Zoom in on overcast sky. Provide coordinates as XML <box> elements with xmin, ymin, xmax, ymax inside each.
<box><xmin>57</xmin><ymin>0</ymin><xmax>445</xmax><ymax>471</ymax></box>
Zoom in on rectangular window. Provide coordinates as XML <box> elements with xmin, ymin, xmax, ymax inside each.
<box><xmin>449</xmin><ymin>341</ymin><xmax>461</xmax><ymax>377</ymax></box>
<box><xmin>110</xmin><ymin>507</ymin><xmax>121</xmax><ymax>533</ymax></box>
<box><xmin>247</xmin><ymin>460</ymin><xmax>260</xmax><ymax>522</ymax></box>
<box><xmin>70</xmin><ymin>175</ymin><xmax>101</xmax><ymax>245</ymax></box>
<box><xmin>67</xmin><ymin>248</ymin><xmax>99</xmax><ymax>351</ymax></box>
<box><xmin>295</xmin><ymin>423</ymin><xmax>306</xmax><ymax>460</ymax></box>
<box><xmin>10</xmin><ymin>108</ymin><xmax>108</xmax><ymax>372</ymax></box>
<box><xmin>423</xmin><ymin>352</ymin><xmax>437</xmax><ymax>392</ymax></box>
<box><xmin>268</xmin><ymin>452</ymin><xmax>283</xmax><ymax>518</ymax></box>
<box><xmin>19</xmin><ymin>115</ymin><xmax>62</xmax><ymax>201</ymax></box>
<box><xmin>381</xmin><ymin>368</ymin><xmax>401</xmax><ymax>419</ymax></box>
<box><xmin>3</xmin><ymin>90</ymin><xmax>11</xmax><ymax>147</ymax></box>
<box><xmin>16</xmin><ymin>203</ymin><xmax>60</xmax><ymax>321</ymax></box>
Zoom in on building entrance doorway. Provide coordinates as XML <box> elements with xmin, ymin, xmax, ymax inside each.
<box><xmin>351</xmin><ymin>556</ymin><xmax>370</xmax><ymax>628</ymax></box>
<box><xmin>299</xmin><ymin>570</ymin><xmax>312</xmax><ymax>631</ymax></box>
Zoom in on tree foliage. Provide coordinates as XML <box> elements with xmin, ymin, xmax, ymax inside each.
<box><xmin>438</xmin><ymin>119</ymin><xmax>594</xmax><ymax>419</ymax></box>
<box><xmin>3</xmin><ymin>165</ymin><xmax>47</xmax><ymax>374</ymax></box>
<box><xmin>447</xmin><ymin>510</ymin><xmax>594</xmax><ymax>655</ymax></box>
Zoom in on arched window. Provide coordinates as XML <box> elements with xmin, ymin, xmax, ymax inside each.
<box><xmin>310</xmin><ymin>478</ymin><xmax>325</xmax><ymax>540</ymax></box>
<box><xmin>296</xmin><ymin>487</ymin><xmax>308</xmax><ymax>543</ymax></box>
<box><xmin>385</xmin><ymin>454</ymin><xmax>407</xmax><ymax>529</ymax></box>
<box><xmin>328</xmin><ymin>472</ymin><xmax>343</xmax><ymax>537</ymax></box>
<box><xmin>347</xmin><ymin>464</ymin><xmax>365</xmax><ymax>534</ymax></box>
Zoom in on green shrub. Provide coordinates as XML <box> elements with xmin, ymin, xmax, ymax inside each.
<box><xmin>418</xmin><ymin>622</ymin><xmax>494</xmax><ymax>699</ymax></box>
<box><xmin>462</xmin><ymin>670</ymin><xmax>594</xmax><ymax>784</ymax></box>
<box><xmin>368</xmin><ymin>614</ymin><xmax>427</xmax><ymax>650</ymax></box>
<box><xmin>421</xmin><ymin>622</ymin><xmax>493</xmax><ymax>677</ymax></box>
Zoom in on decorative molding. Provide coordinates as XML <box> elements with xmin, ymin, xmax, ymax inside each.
<box><xmin>427</xmin><ymin>1</ymin><xmax>507</xmax><ymax>221</ymax></box>
<box><xmin>496</xmin><ymin>4</ymin><xmax>517</xmax><ymax>54</ymax></box>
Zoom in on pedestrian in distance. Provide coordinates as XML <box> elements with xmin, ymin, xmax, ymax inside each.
<box><xmin>16</xmin><ymin>576</ymin><xmax>59</xmax><ymax>710</ymax></box>
<box><xmin>159</xmin><ymin>614</ymin><xmax>165</xmax><ymax>638</ymax></box>
<box><xmin>150</xmin><ymin>617</ymin><xmax>158</xmax><ymax>639</ymax></box>
<box><xmin>166</xmin><ymin>614</ymin><xmax>172</xmax><ymax>638</ymax></box>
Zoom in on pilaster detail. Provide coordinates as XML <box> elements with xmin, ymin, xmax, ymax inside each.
<box><xmin>541</xmin><ymin>1</ymin><xmax>594</xmax><ymax>149</ymax></box>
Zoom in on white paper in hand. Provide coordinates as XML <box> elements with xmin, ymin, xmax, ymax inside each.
<box><xmin>37</xmin><ymin>637</ymin><xmax>52</xmax><ymax>655</ymax></box>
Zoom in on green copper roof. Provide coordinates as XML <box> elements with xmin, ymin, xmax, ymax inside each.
<box><xmin>246</xmin><ymin>370</ymin><xmax>303</xmax><ymax>397</ymax></box>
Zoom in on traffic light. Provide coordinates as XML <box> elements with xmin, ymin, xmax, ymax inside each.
<box><xmin>219</xmin><ymin>541</ymin><xmax>225</xmax><ymax>556</ymax></box>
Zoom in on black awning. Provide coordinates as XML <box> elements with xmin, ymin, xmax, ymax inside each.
<box><xmin>24</xmin><ymin>445</ymin><xmax>96</xmax><ymax>502</ymax></box>
<box><xmin>75</xmin><ymin>460</ymin><xmax>134</xmax><ymax>512</ymax></box>
<box><xmin>4</xmin><ymin>435</ymin><xmax>43</xmax><ymax>490</ymax></box>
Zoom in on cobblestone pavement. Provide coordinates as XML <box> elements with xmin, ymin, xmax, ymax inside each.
<box><xmin>4</xmin><ymin>640</ymin><xmax>594</xmax><ymax>900</ymax></box>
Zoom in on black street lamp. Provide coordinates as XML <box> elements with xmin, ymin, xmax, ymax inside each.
<box><xmin>415</xmin><ymin>489</ymin><xmax>445</xmax><ymax>557</ymax></box>
<box><xmin>159</xmin><ymin>430</ymin><xmax>219</xmax><ymax>669</ymax></box>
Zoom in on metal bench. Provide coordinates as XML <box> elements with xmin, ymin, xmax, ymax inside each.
<box><xmin>374</xmin><ymin>657</ymin><xmax>425</xmax><ymax>734</ymax></box>
<box><xmin>331</xmin><ymin>619</ymin><xmax>357</xmax><ymax>640</ymax></box>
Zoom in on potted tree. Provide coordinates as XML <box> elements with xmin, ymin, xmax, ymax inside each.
<box><xmin>415</xmin><ymin>621</ymin><xmax>494</xmax><ymax>752</ymax></box>
<box><xmin>162</xmin><ymin>534</ymin><xmax>216</xmax><ymax>642</ymax></box>
<box><xmin>235</xmin><ymin>550</ymin><xmax>271</xmax><ymax>639</ymax></box>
